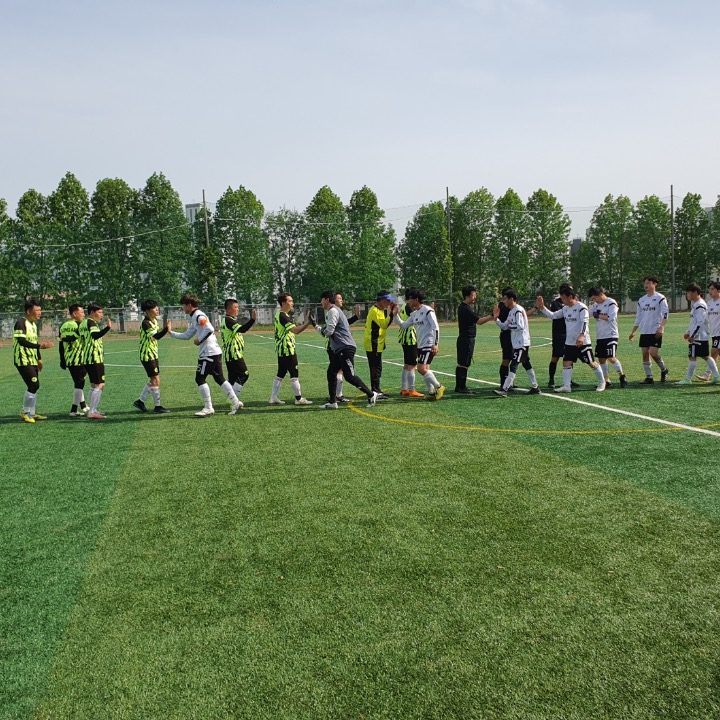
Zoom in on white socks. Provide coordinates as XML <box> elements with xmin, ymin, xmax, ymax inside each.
<box><xmin>423</xmin><ymin>370</ymin><xmax>440</xmax><ymax>391</ymax></box>
<box><xmin>198</xmin><ymin>383</ymin><xmax>212</xmax><ymax>409</ymax></box>
<box><xmin>643</xmin><ymin>362</ymin><xmax>652</xmax><ymax>378</ymax></box>
<box><xmin>271</xmin><ymin>377</ymin><xmax>283</xmax><ymax>401</ymax></box>
<box><xmin>685</xmin><ymin>360</ymin><xmax>697</xmax><ymax>381</ymax></box>
<box><xmin>23</xmin><ymin>391</ymin><xmax>37</xmax><ymax>415</ymax></box>
<box><xmin>290</xmin><ymin>377</ymin><xmax>302</xmax><ymax>399</ymax></box>
<box><xmin>150</xmin><ymin>387</ymin><xmax>161</xmax><ymax>405</ymax></box>
<box><xmin>73</xmin><ymin>388</ymin><xmax>84</xmax><ymax>406</ymax></box>
<box><xmin>220</xmin><ymin>381</ymin><xmax>239</xmax><ymax>405</ymax></box>
<box><xmin>140</xmin><ymin>383</ymin><xmax>151</xmax><ymax>402</ymax></box>
<box><xmin>90</xmin><ymin>388</ymin><xmax>102</xmax><ymax>413</ymax></box>
<box><xmin>562</xmin><ymin>368</ymin><xmax>573</xmax><ymax>387</ymax></box>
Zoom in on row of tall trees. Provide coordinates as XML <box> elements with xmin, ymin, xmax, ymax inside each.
<box><xmin>2</xmin><ymin>173</ymin><xmax>718</xmax><ymax>310</ymax></box>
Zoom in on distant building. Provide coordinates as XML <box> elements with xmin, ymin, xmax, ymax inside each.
<box><xmin>570</xmin><ymin>236</ymin><xmax>583</xmax><ymax>255</ymax></box>
<box><xmin>185</xmin><ymin>202</ymin><xmax>215</xmax><ymax>224</ymax></box>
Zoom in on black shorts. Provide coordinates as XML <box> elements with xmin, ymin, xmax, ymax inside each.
<box><xmin>16</xmin><ymin>364</ymin><xmax>40</xmax><ymax>392</ymax></box>
<box><xmin>142</xmin><ymin>359</ymin><xmax>160</xmax><ymax>378</ymax></box>
<box><xmin>689</xmin><ymin>341</ymin><xmax>710</xmax><ymax>359</ymax></box>
<box><xmin>712</xmin><ymin>336</ymin><xmax>720</xmax><ymax>350</ymax></box>
<box><xmin>277</xmin><ymin>354</ymin><xmax>299</xmax><ymax>379</ymax></box>
<box><xmin>500</xmin><ymin>332</ymin><xmax>513</xmax><ymax>361</ymax></box>
<box><xmin>417</xmin><ymin>347</ymin><xmax>435</xmax><ymax>366</ymax></box>
<box><xmin>456</xmin><ymin>336</ymin><xmax>475</xmax><ymax>367</ymax></box>
<box><xmin>512</xmin><ymin>346</ymin><xmax>531</xmax><ymax>366</ymax></box>
<box><xmin>402</xmin><ymin>344</ymin><xmax>418</xmax><ymax>366</ymax></box>
<box><xmin>86</xmin><ymin>363</ymin><xmax>106</xmax><ymax>385</ymax></box>
<box><xmin>595</xmin><ymin>338</ymin><xmax>618</xmax><ymax>359</ymax></box>
<box><xmin>639</xmin><ymin>333</ymin><xmax>663</xmax><ymax>348</ymax></box>
<box><xmin>563</xmin><ymin>344</ymin><xmax>595</xmax><ymax>365</ymax></box>
<box><xmin>196</xmin><ymin>355</ymin><xmax>225</xmax><ymax>385</ymax></box>
<box><xmin>68</xmin><ymin>365</ymin><xmax>87</xmax><ymax>388</ymax></box>
<box><xmin>552</xmin><ymin>336</ymin><xmax>566</xmax><ymax>358</ymax></box>
<box><xmin>226</xmin><ymin>357</ymin><xmax>249</xmax><ymax>384</ymax></box>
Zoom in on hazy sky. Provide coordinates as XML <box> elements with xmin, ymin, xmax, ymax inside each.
<box><xmin>2</xmin><ymin>0</ymin><xmax>719</xmax><ymax>236</ymax></box>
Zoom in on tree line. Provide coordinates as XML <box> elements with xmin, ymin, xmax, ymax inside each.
<box><xmin>1</xmin><ymin>172</ymin><xmax>718</xmax><ymax>311</ymax></box>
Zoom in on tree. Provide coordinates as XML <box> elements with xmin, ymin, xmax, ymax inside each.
<box><xmin>570</xmin><ymin>239</ymin><xmax>600</xmax><ymax>293</ymax></box>
<box><xmin>345</xmin><ymin>186</ymin><xmax>396</xmax><ymax>300</ymax></box>
<box><xmin>302</xmin><ymin>186</ymin><xmax>352</xmax><ymax>302</ymax></box>
<box><xmin>583</xmin><ymin>194</ymin><xmax>634</xmax><ymax>309</ymax></box>
<box><xmin>214</xmin><ymin>185</ymin><xmax>271</xmax><ymax>304</ymax></box>
<box><xmin>48</xmin><ymin>172</ymin><xmax>90</xmax><ymax>304</ymax></box>
<box><xmin>451</xmin><ymin>188</ymin><xmax>495</xmax><ymax>303</ymax></box>
<box><xmin>136</xmin><ymin>172</ymin><xmax>191</xmax><ymax>304</ymax></box>
<box><xmin>14</xmin><ymin>189</ymin><xmax>52</xmax><ymax>304</ymax></box>
<box><xmin>709</xmin><ymin>196</ymin><xmax>720</xmax><ymax>279</ymax></box>
<box><xmin>675</xmin><ymin>192</ymin><xmax>711</xmax><ymax>300</ymax></box>
<box><xmin>525</xmin><ymin>189</ymin><xmax>571</xmax><ymax>295</ymax></box>
<box><xmin>188</xmin><ymin>206</ymin><xmax>222</xmax><ymax>306</ymax></box>
<box><xmin>398</xmin><ymin>201</ymin><xmax>452</xmax><ymax>298</ymax></box>
<box><xmin>491</xmin><ymin>189</ymin><xmax>529</xmax><ymax>295</ymax></box>
<box><xmin>265</xmin><ymin>208</ymin><xmax>306</xmax><ymax>299</ymax></box>
<box><xmin>0</xmin><ymin>199</ymin><xmax>19</xmax><ymax>306</ymax></box>
<box><xmin>629</xmin><ymin>195</ymin><xmax>672</xmax><ymax>300</ymax></box>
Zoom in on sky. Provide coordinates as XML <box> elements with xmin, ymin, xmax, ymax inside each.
<box><xmin>2</xmin><ymin>0</ymin><xmax>719</xmax><ymax>237</ymax></box>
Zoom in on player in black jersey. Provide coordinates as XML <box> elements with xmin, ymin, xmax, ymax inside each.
<box><xmin>454</xmin><ymin>285</ymin><xmax>484</xmax><ymax>393</ymax></box>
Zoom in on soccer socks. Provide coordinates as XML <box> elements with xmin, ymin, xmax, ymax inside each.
<box><xmin>601</xmin><ymin>364</ymin><xmax>610</xmax><ymax>380</ymax></box>
<box><xmin>23</xmin><ymin>391</ymin><xmax>37</xmax><ymax>415</ymax></box>
<box><xmin>562</xmin><ymin>368</ymin><xmax>573</xmax><ymax>388</ymax></box>
<box><xmin>527</xmin><ymin>368</ymin><xmax>538</xmax><ymax>387</ymax></box>
<box><xmin>198</xmin><ymin>383</ymin><xmax>212</xmax><ymax>409</ymax></box>
<box><xmin>423</xmin><ymin>370</ymin><xmax>441</xmax><ymax>391</ymax></box>
<box><xmin>290</xmin><ymin>377</ymin><xmax>302</xmax><ymax>400</ymax></box>
<box><xmin>455</xmin><ymin>366</ymin><xmax>467</xmax><ymax>390</ymax></box>
<box><xmin>500</xmin><ymin>364</ymin><xmax>508</xmax><ymax>387</ymax></box>
<box><xmin>401</xmin><ymin>369</ymin><xmax>410</xmax><ymax>391</ymax></box>
<box><xmin>707</xmin><ymin>357</ymin><xmax>720</xmax><ymax>379</ymax></box>
<box><xmin>336</xmin><ymin>375</ymin><xmax>344</xmax><ymax>398</ymax></box>
<box><xmin>72</xmin><ymin>388</ymin><xmax>86</xmax><ymax>410</ymax></box>
<box><xmin>270</xmin><ymin>376</ymin><xmax>283</xmax><ymax>401</ymax></box>
<box><xmin>643</xmin><ymin>362</ymin><xmax>653</xmax><ymax>378</ymax></box>
<box><xmin>685</xmin><ymin>360</ymin><xmax>697</xmax><ymax>381</ymax></box>
<box><xmin>233</xmin><ymin>382</ymin><xmax>244</xmax><ymax>396</ymax></box>
<box><xmin>220</xmin><ymin>381</ymin><xmax>239</xmax><ymax>405</ymax></box>
<box><xmin>548</xmin><ymin>360</ymin><xmax>557</xmax><ymax>384</ymax></box>
<box><xmin>594</xmin><ymin>366</ymin><xmax>605</xmax><ymax>384</ymax></box>
<box><xmin>90</xmin><ymin>388</ymin><xmax>103</xmax><ymax>413</ymax></box>
<box><xmin>503</xmin><ymin>370</ymin><xmax>517</xmax><ymax>391</ymax></box>
<box><xmin>149</xmin><ymin>387</ymin><xmax>161</xmax><ymax>406</ymax></box>
<box><xmin>140</xmin><ymin>383</ymin><xmax>151</xmax><ymax>402</ymax></box>
<box><xmin>612</xmin><ymin>360</ymin><xmax>624</xmax><ymax>376</ymax></box>
<box><xmin>656</xmin><ymin>358</ymin><xmax>667</xmax><ymax>372</ymax></box>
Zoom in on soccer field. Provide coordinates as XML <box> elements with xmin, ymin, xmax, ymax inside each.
<box><xmin>1</xmin><ymin>313</ymin><xmax>719</xmax><ymax>719</ymax></box>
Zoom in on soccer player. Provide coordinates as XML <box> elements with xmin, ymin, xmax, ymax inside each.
<box><xmin>628</xmin><ymin>275</ymin><xmax>669</xmax><ymax>384</ymax></box>
<box><xmin>79</xmin><ymin>303</ymin><xmax>112</xmax><ymax>420</ymax></box>
<box><xmin>169</xmin><ymin>293</ymin><xmax>242</xmax><ymax>416</ymax></box>
<box><xmin>676</xmin><ymin>283</ymin><xmax>720</xmax><ymax>385</ymax></box>
<box><xmin>454</xmin><ymin>285</ymin><xmax>484</xmax><ymax>394</ymax></box>
<box><xmin>544</xmin><ymin>284</ymin><xmax>578</xmax><ymax>388</ymax></box>
<box><xmin>588</xmin><ymin>287</ymin><xmax>628</xmax><ymax>388</ymax></box>
<box><xmin>395</xmin><ymin>289</ymin><xmax>445</xmax><ymax>400</ymax></box>
<box><xmin>536</xmin><ymin>286</ymin><xmax>606</xmax><ymax>392</ymax></box>
<box><xmin>13</xmin><ymin>299</ymin><xmax>53</xmax><ymax>423</ymax></box>
<box><xmin>327</xmin><ymin>293</ymin><xmax>361</xmax><ymax>403</ymax></box>
<box><xmin>270</xmin><ymin>292</ymin><xmax>313</xmax><ymax>406</ymax></box>
<box><xmin>221</xmin><ymin>298</ymin><xmax>257</xmax><ymax>407</ymax></box>
<box><xmin>696</xmin><ymin>281</ymin><xmax>720</xmax><ymax>381</ymax></box>
<box><xmin>317</xmin><ymin>290</ymin><xmax>378</xmax><ymax>409</ymax></box>
<box><xmin>133</xmin><ymin>299</ymin><xmax>171</xmax><ymax>413</ymax></box>
<box><xmin>364</xmin><ymin>291</ymin><xmax>395</xmax><ymax>398</ymax></box>
<box><xmin>492</xmin><ymin>289</ymin><xmax>539</xmax><ymax>396</ymax></box>
<box><xmin>398</xmin><ymin>289</ymin><xmax>423</xmax><ymax>398</ymax></box>
<box><xmin>59</xmin><ymin>303</ymin><xmax>89</xmax><ymax>416</ymax></box>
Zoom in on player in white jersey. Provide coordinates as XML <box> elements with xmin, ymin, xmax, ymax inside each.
<box><xmin>169</xmin><ymin>292</ymin><xmax>242</xmax><ymax>416</ymax></box>
<box><xmin>536</xmin><ymin>286</ymin><xmax>606</xmax><ymax>392</ymax></box>
<box><xmin>588</xmin><ymin>287</ymin><xmax>627</xmax><ymax>388</ymax></box>
<box><xmin>628</xmin><ymin>276</ymin><xmax>669</xmax><ymax>383</ymax></box>
<box><xmin>395</xmin><ymin>288</ymin><xmax>445</xmax><ymax>400</ymax></box>
<box><xmin>696</xmin><ymin>281</ymin><xmax>720</xmax><ymax>381</ymax></box>
<box><xmin>676</xmin><ymin>283</ymin><xmax>720</xmax><ymax>385</ymax></box>
<box><xmin>491</xmin><ymin>289</ymin><xmax>539</xmax><ymax>397</ymax></box>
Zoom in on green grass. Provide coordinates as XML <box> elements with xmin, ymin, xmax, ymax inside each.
<box><xmin>1</xmin><ymin>314</ymin><xmax>719</xmax><ymax>719</ymax></box>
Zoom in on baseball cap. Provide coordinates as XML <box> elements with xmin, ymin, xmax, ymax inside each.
<box><xmin>376</xmin><ymin>291</ymin><xmax>396</xmax><ymax>302</ymax></box>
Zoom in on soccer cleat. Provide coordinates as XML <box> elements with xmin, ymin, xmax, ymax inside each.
<box><xmin>32</xmin><ymin>414</ymin><xmax>48</xmax><ymax>421</ymax></box>
<box><xmin>492</xmin><ymin>389</ymin><xmax>508</xmax><ymax>397</ymax></box>
<box><xmin>69</xmin><ymin>410</ymin><xmax>83</xmax><ymax>417</ymax></box>
<box><xmin>400</xmin><ymin>389</ymin><xmax>410</xmax><ymax>397</ymax></box>
<box><xmin>528</xmin><ymin>386</ymin><xmax>540</xmax><ymax>395</ymax></box>
<box><xmin>367</xmin><ymin>391</ymin><xmax>379</xmax><ymax>406</ymax></box>
<box><xmin>194</xmin><ymin>407</ymin><xmax>215</xmax><ymax>417</ymax></box>
<box><xmin>619</xmin><ymin>374</ymin><xmax>628</xmax><ymax>388</ymax></box>
<box><xmin>642</xmin><ymin>377</ymin><xmax>654</xmax><ymax>384</ymax></box>
<box><xmin>337</xmin><ymin>396</ymin><xmax>351</xmax><ymax>403</ymax></box>
<box><xmin>604</xmin><ymin>380</ymin><xmax>612</xmax><ymax>389</ymax></box>
<box><xmin>695</xmin><ymin>371</ymin><xmax>712</xmax><ymax>382</ymax></box>
<box><xmin>294</xmin><ymin>397</ymin><xmax>313</xmax><ymax>405</ymax></box>
<box><xmin>88</xmin><ymin>411</ymin><xmax>107</xmax><ymax>420</ymax></box>
<box><xmin>674</xmin><ymin>379</ymin><xmax>692</xmax><ymax>385</ymax></box>
<box><xmin>406</xmin><ymin>389</ymin><xmax>424</xmax><ymax>398</ymax></box>
<box><xmin>153</xmin><ymin>405</ymin><xmax>170</xmax><ymax>414</ymax></box>
<box><xmin>322</xmin><ymin>402</ymin><xmax>339</xmax><ymax>409</ymax></box>
<box><xmin>660</xmin><ymin>369</ymin><xmax>669</xmax><ymax>383</ymax></box>
<box><xmin>376</xmin><ymin>392</ymin><xmax>390</xmax><ymax>401</ymax></box>
<box><xmin>133</xmin><ymin>399</ymin><xmax>148</xmax><ymax>413</ymax></box>
<box><xmin>570</xmin><ymin>381</ymin><xmax>580</xmax><ymax>388</ymax></box>
<box><xmin>547</xmin><ymin>381</ymin><xmax>556</xmax><ymax>389</ymax></box>
<box><xmin>228</xmin><ymin>401</ymin><xmax>243</xmax><ymax>415</ymax></box>
<box><xmin>596</xmin><ymin>381</ymin><xmax>606</xmax><ymax>392</ymax></box>
<box><xmin>20</xmin><ymin>413</ymin><xmax>35</xmax><ymax>424</ymax></box>
<box><xmin>268</xmin><ymin>398</ymin><xmax>286</xmax><ymax>405</ymax></box>
<box><xmin>554</xmin><ymin>385</ymin><xmax>572</xmax><ymax>393</ymax></box>
<box><xmin>80</xmin><ymin>406</ymin><xmax>90</xmax><ymax>415</ymax></box>
<box><xmin>454</xmin><ymin>387</ymin><xmax>472</xmax><ymax>394</ymax></box>
<box><xmin>435</xmin><ymin>385</ymin><xmax>446</xmax><ymax>400</ymax></box>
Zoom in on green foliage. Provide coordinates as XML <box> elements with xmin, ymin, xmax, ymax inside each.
<box><xmin>675</xmin><ymin>192</ymin><xmax>711</xmax><ymax>293</ymax></box>
<box><xmin>398</xmin><ymin>201</ymin><xmax>452</xmax><ymax>298</ymax></box>
<box><xmin>188</xmin><ymin>206</ymin><xmax>221</xmax><ymax>306</ymax></box>
<box><xmin>629</xmin><ymin>195</ymin><xmax>671</xmax><ymax>300</ymax></box>
<box><xmin>492</xmin><ymin>188</ymin><xmax>529</xmax><ymax>294</ymax></box>
<box><xmin>14</xmin><ymin>189</ymin><xmax>52</xmax><ymax>304</ymax></box>
<box><xmin>265</xmin><ymin>208</ymin><xmax>305</xmax><ymax>299</ymax></box>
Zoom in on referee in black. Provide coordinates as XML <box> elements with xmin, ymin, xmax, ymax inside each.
<box><xmin>455</xmin><ymin>285</ymin><xmax>485</xmax><ymax>393</ymax></box>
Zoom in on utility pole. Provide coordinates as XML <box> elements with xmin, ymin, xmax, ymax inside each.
<box><xmin>670</xmin><ymin>184</ymin><xmax>676</xmax><ymax>312</ymax></box>
<box><xmin>446</xmin><ymin>186</ymin><xmax>452</xmax><ymax>300</ymax></box>
<box><xmin>202</xmin><ymin>189</ymin><xmax>218</xmax><ymax>318</ymax></box>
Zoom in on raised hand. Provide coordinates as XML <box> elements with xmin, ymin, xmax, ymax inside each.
<box><xmin>250</xmin><ymin>308</ymin><xmax>258</xmax><ymax>321</ymax></box>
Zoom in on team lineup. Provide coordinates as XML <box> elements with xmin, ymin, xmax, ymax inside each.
<box><xmin>10</xmin><ymin>275</ymin><xmax>720</xmax><ymax>422</ymax></box>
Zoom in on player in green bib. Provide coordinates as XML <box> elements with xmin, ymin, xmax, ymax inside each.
<box><xmin>59</xmin><ymin>303</ymin><xmax>89</xmax><ymax>416</ymax></box>
<box><xmin>79</xmin><ymin>303</ymin><xmax>112</xmax><ymax>420</ymax></box>
<box><xmin>221</xmin><ymin>298</ymin><xmax>257</xmax><ymax>407</ymax></box>
<box><xmin>133</xmin><ymin>299</ymin><xmax>171</xmax><ymax>413</ymax></box>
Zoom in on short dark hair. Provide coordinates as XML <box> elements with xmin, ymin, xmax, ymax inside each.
<box><xmin>407</xmin><ymin>288</ymin><xmax>426</xmax><ymax>303</ymax></box>
<box><xmin>643</xmin><ymin>275</ymin><xmax>658</xmax><ymax>284</ymax></box>
<box><xmin>224</xmin><ymin>297</ymin><xmax>238</xmax><ymax>310</ymax></box>
<box><xmin>403</xmin><ymin>287</ymin><xmax>417</xmax><ymax>300</ymax></box>
<box><xmin>24</xmin><ymin>298</ymin><xmax>39</xmax><ymax>312</ymax></box>
<box><xmin>141</xmin><ymin>299</ymin><xmax>158</xmax><ymax>312</ymax></box>
<box><xmin>180</xmin><ymin>292</ymin><xmax>199</xmax><ymax>307</ymax></box>
<box><xmin>69</xmin><ymin>303</ymin><xmax>82</xmax><ymax>314</ymax></box>
<box><xmin>559</xmin><ymin>283</ymin><xmax>572</xmax><ymax>293</ymax></box>
<box><xmin>320</xmin><ymin>290</ymin><xmax>335</xmax><ymax>303</ymax></box>
<box><xmin>500</xmin><ymin>287</ymin><xmax>513</xmax><ymax>296</ymax></box>
<box><xmin>502</xmin><ymin>288</ymin><xmax>517</xmax><ymax>301</ymax></box>
<box><xmin>462</xmin><ymin>285</ymin><xmax>477</xmax><ymax>298</ymax></box>
<box><xmin>686</xmin><ymin>283</ymin><xmax>702</xmax><ymax>294</ymax></box>
<box><xmin>560</xmin><ymin>287</ymin><xmax>577</xmax><ymax>299</ymax></box>
<box><xmin>277</xmin><ymin>292</ymin><xmax>292</xmax><ymax>305</ymax></box>
<box><xmin>709</xmin><ymin>281</ymin><xmax>720</xmax><ymax>292</ymax></box>
<box><xmin>588</xmin><ymin>287</ymin><xmax>604</xmax><ymax>297</ymax></box>
<box><xmin>87</xmin><ymin>302</ymin><xmax>103</xmax><ymax>313</ymax></box>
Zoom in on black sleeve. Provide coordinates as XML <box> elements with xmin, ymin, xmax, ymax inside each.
<box><xmin>154</xmin><ymin>327</ymin><xmax>169</xmax><ymax>340</ymax></box>
<box><xmin>15</xmin><ymin>337</ymin><xmax>40</xmax><ymax>349</ymax></box>
<box><xmin>97</xmin><ymin>325</ymin><xmax>111</xmax><ymax>338</ymax></box>
<box><xmin>239</xmin><ymin>318</ymin><xmax>256</xmax><ymax>333</ymax></box>
<box><xmin>348</xmin><ymin>315</ymin><xmax>358</xmax><ymax>325</ymax></box>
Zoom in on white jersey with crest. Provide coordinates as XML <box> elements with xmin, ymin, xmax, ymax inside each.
<box><xmin>707</xmin><ymin>297</ymin><xmax>720</xmax><ymax>337</ymax></box>
<box><xmin>170</xmin><ymin>309</ymin><xmax>222</xmax><ymax>359</ymax></box>
<box><xmin>397</xmin><ymin>304</ymin><xmax>439</xmax><ymax>349</ymax></box>
<box><xmin>590</xmin><ymin>297</ymin><xmax>619</xmax><ymax>340</ymax></box>
<box><xmin>688</xmin><ymin>298</ymin><xmax>710</xmax><ymax>342</ymax></box>
<box><xmin>541</xmin><ymin>301</ymin><xmax>590</xmax><ymax>346</ymax></box>
<box><xmin>634</xmin><ymin>292</ymin><xmax>668</xmax><ymax>334</ymax></box>
<box><xmin>495</xmin><ymin>304</ymin><xmax>531</xmax><ymax>349</ymax></box>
